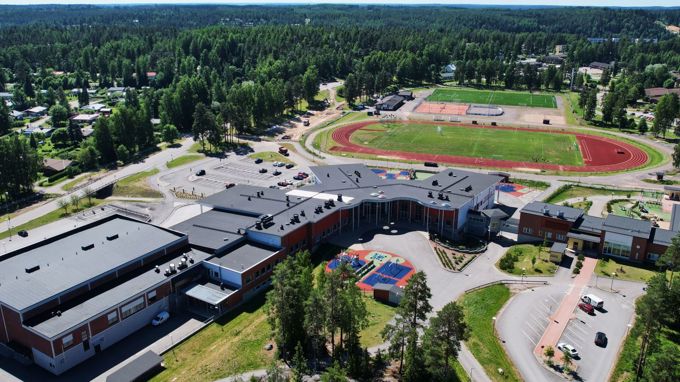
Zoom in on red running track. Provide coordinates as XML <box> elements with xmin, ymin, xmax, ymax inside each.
<box><xmin>330</xmin><ymin>121</ymin><xmax>648</xmax><ymax>173</ymax></box>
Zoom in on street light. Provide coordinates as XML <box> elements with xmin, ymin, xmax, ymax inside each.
<box><xmin>611</xmin><ymin>272</ymin><xmax>617</xmax><ymax>291</ymax></box>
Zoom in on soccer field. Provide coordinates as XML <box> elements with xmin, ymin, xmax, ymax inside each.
<box><xmin>427</xmin><ymin>88</ymin><xmax>557</xmax><ymax>108</ymax></box>
<box><xmin>349</xmin><ymin>123</ymin><xmax>582</xmax><ymax>165</ymax></box>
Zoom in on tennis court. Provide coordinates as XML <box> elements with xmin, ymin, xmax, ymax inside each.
<box><xmin>325</xmin><ymin>249</ymin><xmax>416</xmax><ymax>291</ymax></box>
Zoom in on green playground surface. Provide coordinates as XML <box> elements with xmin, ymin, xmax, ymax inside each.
<box><xmin>427</xmin><ymin>88</ymin><xmax>557</xmax><ymax>108</ymax></box>
<box><xmin>350</xmin><ymin>122</ymin><xmax>583</xmax><ymax>165</ymax></box>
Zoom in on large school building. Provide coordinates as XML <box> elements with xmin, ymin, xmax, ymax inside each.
<box><xmin>0</xmin><ymin>164</ymin><xmax>501</xmax><ymax>375</ymax></box>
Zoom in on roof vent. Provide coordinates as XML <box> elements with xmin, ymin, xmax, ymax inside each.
<box><xmin>294</xmin><ymin>214</ymin><xmax>300</xmax><ymax>223</ymax></box>
<box><xmin>106</xmin><ymin>234</ymin><xmax>119</xmax><ymax>241</ymax></box>
<box><xmin>465</xmin><ymin>185</ymin><xmax>472</xmax><ymax>192</ymax></box>
<box><xmin>327</xmin><ymin>173</ymin><xmax>330</xmax><ymax>177</ymax></box>
<box><xmin>356</xmin><ymin>178</ymin><xmax>359</xmax><ymax>183</ymax></box>
<box><xmin>25</xmin><ymin>265</ymin><xmax>40</xmax><ymax>273</ymax></box>
<box><xmin>286</xmin><ymin>195</ymin><xmax>290</xmax><ymax>201</ymax></box>
<box><xmin>557</xmin><ymin>211</ymin><xmax>565</xmax><ymax>219</ymax></box>
<box><xmin>448</xmin><ymin>171</ymin><xmax>453</xmax><ymax>176</ymax></box>
<box><xmin>301</xmin><ymin>210</ymin><xmax>306</xmax><ymax>217</ymax></box>
<box><xmin>56</xmin><ymin>310</ymin><xmax>62</xmax><ymax>317</ymax></box>
<box><xmin>248</xmin><ymin>196</ymin><xmax>251</xmax><ymax>201</ymax></box>
<box><xmin>428</xmin><ymin>191</ymin><xmax>433</xmax><ymax>198</ymax></box>
<box><xmin>255</xmin><ymin>221</ymin><xmax>262</xmax><ymax>230</ymax></box>
<box><xmin>354</xmin><ymin>170</ymin><xmax>361</xmax><ymax>178</ymax></box>
<box><xmin>432</xmin><ymin>180</ymin><xmax>439</xmax><ymax>186</ymax></box>
<box><xmin>81</xmin><ymin>243</ymin><xmax>94</xmax><ymax>251</ymax></box>
<box><xmin>155</xmin><ymin>265</ymin><xmax>160</xmax><ymax>273</ymax></box>
<box><xmin>280</xmin><ymin>224</ymin><xmax>284</xmax><ymax>230</ymax></box>
<box><xmin>543</xmin><ymin>208</ymin><xmax>550</xmax><ymax>216</ymax></box>
<box><xmin>337</xmin><ymin>194</ymin><xmax>343</xmax><ymax>202</ymax></box>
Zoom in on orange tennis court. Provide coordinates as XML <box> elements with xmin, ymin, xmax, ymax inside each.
<box><xmin>415</xmin><ymin>101</ymin><xmax>469</xmax><ymax>115</ymax></box>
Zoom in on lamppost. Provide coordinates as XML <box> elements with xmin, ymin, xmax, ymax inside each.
<box><xmin>611</xmin><ymin>272</ymin><xmax>617</xmax><ymax>291</ymax></box>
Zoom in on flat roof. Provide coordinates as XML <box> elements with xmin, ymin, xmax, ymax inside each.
<box><xmin>30</xmin><ymin>249</ymin><xmax>211</xmax><ymax>338</ymax></box>
<box><xmin>183</xmin><ymin>281</ymin><xmax>235</xmax><ymax>305</ymax></box>
<box><xmin>652</xmin><ymin>228</ymin><xmax>675</xmax><ymax>247</ymax></box>
<box><xmin>603</xmin><ymin>215</ymin><xmax>652</xmax><ymax>238</ymax></box>
<box><xmin>573</xmin><ymin>215</ymin><xmax>604</xmax><ymax>234</ymax></box>
<box><xmin>550</xmin><ymin>242</ymin><xmax>568</xmax><ymax>253</ymax></box>
<box><xmin>170</xmin><ymin>210</ymin><xmax>254</xmax><ymax>252</ymax></box>
<box><xmin>207</xmin><ymin>242</ymin><xmax>279</xmax><ymax>273</ymax></box>
<box><xmin>106</xmin><ymin>350</ymin><xmax>162</xmax><ymax>382</ymax></box>
<box><xmin>521</xmin><ymin>202</ymin><xmax>584</xmax><ymax>222</ymax></box>
<box><xmin>200</xmin><ymin>184</ymin><xmax>299</xmax><ymax>216</ymax></box>
<box><xmin>0</xmin><ymin>215</ymin><xmax>186</xmax><ymax>312</ymax></box>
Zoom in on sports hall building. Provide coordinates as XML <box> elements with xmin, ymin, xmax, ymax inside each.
<box><xmin>0</xmin><ymin>165</ymin><xmax>501</xmax><ymax>375</ymax></box>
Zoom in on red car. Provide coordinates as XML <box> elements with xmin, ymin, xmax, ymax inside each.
<box><xmin>578</xmin><ymin>302</ymin><xmax>594</xmax><ymax>315</ymax></box>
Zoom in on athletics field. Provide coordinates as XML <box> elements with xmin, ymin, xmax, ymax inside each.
<box><xmin>427</xmin><ymin>88</ymin><xmax>557</xmax><ymax>108</ymax></box>
<box><xmin>328</xmin><ymin>121</ymin><xmax>650</xmax><ymax>173</ymax></box>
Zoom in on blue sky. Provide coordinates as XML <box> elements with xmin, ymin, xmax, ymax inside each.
<box><xmin>0</xmin><ymin>1</ymin><xmax>678</xmax><ymax>7</ymax></box>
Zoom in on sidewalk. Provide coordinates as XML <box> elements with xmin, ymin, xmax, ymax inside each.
<box><xmin>533</xmin><ymin>257</ymin><xmax>597</xmax><ymax>361</ymax></box>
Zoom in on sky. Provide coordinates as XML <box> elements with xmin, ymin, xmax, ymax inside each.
<box><xmin>0</xmin><ymin>0</ymin><xmax>678</xmax><ymax>7</ymax></box>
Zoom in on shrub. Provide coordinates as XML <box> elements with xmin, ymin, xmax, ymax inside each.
<box><xmin>572</xmin><ymin>267</ymin><xmax>581</xmax><ymax>274</ymax></box>
<box><xmin>575</xmin><ymin>260</ymin><xmax>583</xmax><ymax>269</ymax></box>
<box><xmin>577</xmin><ymin>254</ymin><xmax>585</xmax><ymax>261</ymax></box>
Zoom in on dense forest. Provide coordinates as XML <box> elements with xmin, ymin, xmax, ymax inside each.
<box><xmin>1</xmin><ymin>4</ymin><xmax>680</xmax><ymax>205</ymax></box>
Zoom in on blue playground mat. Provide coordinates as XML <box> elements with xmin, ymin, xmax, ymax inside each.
<box><xmin>328</xmin><ymin>256</ymin><xmax>365</xmax><ymax>271</ymax></box>
<box><xmin>363</xmin><ymin>273</ymin><xmax>398</xmax><ymax>286</ymax></box>
<box><xmin>375</xmin><ymin>262</ymin><xmax>411</xmax><ymax>280</ymax></box>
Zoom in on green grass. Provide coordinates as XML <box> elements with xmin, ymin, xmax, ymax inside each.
<box><xmin>461</xmin><ymin>284</ymin><xmax>521</xmax><ymax>382</ymax></box>
<box><xmin>112</xmin><ymin>168</ymin><xmax>163</xmax><ymax>198</ymax></box>
<box><xmin>166</xmin><ymin>154</ymin><xmax>204</xmax><ymax>169</ymax></box>
<box><xmin>497</xmin><ymin>245</ymin><xmax>558</xmax><ymax>276</ymax></box>
<box><xmin>510</xmin><ymin>178</ymin><xmax>550</xmax><ymax>190</ymax></box>
<box><xmin>350</xmin><ymin>122</ymin><xmax>582</xmax><ymax>165</ymax></box>
<box><xmin>248</xmin><ymin>151</ymin><xmax>294</xmax><ymax>164</ymax></box>
<box><xmin>564</xmin><ymin>92</ymin><xmax>585</xmax><ymax>126</ymax></box>
<box><xmin>571</xmin><ymin>200</ymin><xmax>593</xmax><ymax>213</ymax></box>
<box><xmin>610</xmin><ymin>200</ymin><xmax>670</xmax><ymax>221</ymax></box>
<box><xmin>545</xmin><ymin>184</ymin><xmax>641</xmax><ymax>204</ymax></box>
<box><xmin>361</xmin><ymin>297</ymin><xmax>396</xmax><ymax>348</ymax></box>
<box><xmin>595</xmin><ymin>258</ymin><xmax>659</xmax><ymax>283</ymax></box>
<box><xmin>0</xmin><ymin>198</ymin><xmax>106</xmax><ymax>240</ymax></box>
<box><xmin>642</xmin><ymin>178</ymin><xmax>680</xmax><ymax>185</ymax></box>
<box><xmin>427</xmin><ymin>88</ymin><xmax>557</xmax><ymax>108</ymax></box>
<box><xmin>150</xmin><ymin>295</ymin><xmax>274</xmax><ymax>382</ymax></box>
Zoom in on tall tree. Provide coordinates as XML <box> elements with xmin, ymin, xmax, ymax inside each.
<box><xmin>423</xmin><ymin>302</ymin><xmax>469</xmax><ymax>381</ymax></box>
<box><xmin>0</xmin><ymin>100</ymin><xmax>10</xmax><ymax>136</ymax></box>
<box><xmin>302</xmin><ymin>65</ymin><xmax>319</xmax><ymax>104</ymax></box>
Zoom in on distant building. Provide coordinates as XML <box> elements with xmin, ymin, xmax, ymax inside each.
<box><xmin>25</xmin><ymin>106</ymin><xmax>47</xmax><ymax>117</ymax></box>
<box><xmin>23</xmin><ymin>125</ymin><xmax>53</xmax><ymax>137</ymax></box>
<box><xmin>397</xmin><ymin>90</ymin><xmax>414</xmax><ymax>101</ymax></box>
<box><xmin>42</xmin><ymin>158</ymin><xmax>73</xmax><ymax>175</ymax></box>
<box><xmin>82</xmin><ymin>103</ymin><xmax>106</xmax><ymax>112</ymax></box>
<box><xmin>541</xmin><ymin>55</ymin><xmax>565</xmax><ymax>65</ymax></box>
<box><xmin>146</xmin><ymin>71</ymin><xmax>157</xmax><ymax>80</ymax></box>
<box><xmin>0</xmin><ymin>92</ymin><xmax>12</xmax><ymax>100</ymax></box>
<box><xmin>554</xmin><ymin>44</ymin><xmax>567</xmax><ymax>55</ymax></box>
<box><xmin>376</xmin><ymin>94</ymin><xmax>405</xmax><ymax>111</ymax></box>
<box><xmin>70</xmin><ymin>113</ymin><xmax>100</xmax><ymax>125</ymax></box>
<box><xmin>10</xmin><ymin>110</ymin><xmax>24</xmax><ymax>119</ymax></box>
<box><xmin>107</xmin><ymin>87</ymin><xmax>126</xmax><ymax>97</ymax></box>
<box><xmin>667</xmin><ymin>25</ymin><xmax>680</xmax><ymax>35</ymax></box>
<box><xmin>440</xmin><ymin>63</ymin><xmax>457</xmax><ymax>80</ymax></box>
<box><xmin>644</xmin><ymin>87</ymin><xmax>680</xmax><ymax>103</ymax></box>
<box><xmin>589</xmin><ymin>62</ymin><xmax>613</xmax><ymax>71</ymax></box>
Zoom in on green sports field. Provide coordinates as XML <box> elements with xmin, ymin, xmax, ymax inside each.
<box><xmin>427</xmin><ymin>88</ymin><xmax>557</xmax><ymax>108</ymax></box>
<box><xmin>350</xmin><ymin>123</ymin><xmax>583</xmax><ymax>165</ymax></box>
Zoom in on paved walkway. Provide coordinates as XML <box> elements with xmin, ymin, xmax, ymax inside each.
<box><xmin>533</xmin><ymin>257</ymin><xmax>597</xmax><ymax>361</ymax></box>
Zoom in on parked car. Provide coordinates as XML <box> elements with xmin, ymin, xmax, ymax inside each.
<box><xmin>298</xmin><ymin>171</ymin><xmax>309</xmax><ymax>178</ymax></box>
<box><xmin>424</xmin><ymin>161</ymin><xmax>439</xmax><ymax>167</ymax></box>
<box><xmin>557</xmin><ymin>342</ymin><xmax>579</xmax><ymax>359</ymax></box>
<box><xmin>303</xmin><ymin>119</ymin><xmax>310</xmax><ymax>126</ymax></box>
<box><xmin>578</xmin><ymin>302</ymin><xmax>594</xmax><ymax>315</ymax></box>
<box><xmin>273</xmin><ymin>170</ymin><xmax>282</xmax><ymax>176</ymax></box>
<box><xmin>151</xmin><ymin>311</ymin><xmax>170</xmax><ymax>326</ymax></box>
<box><xmin>277</xmin><ymin>181</ymin><xmax>290</xmax><ymax>187</ymax></box>
<box><xmin>195</xmin><ymin>169</ymin><xmax>206</xmax><ymax>176</ymax></box>
<box><xmin>18</xmin><ymin>230</ymin><xmax>28</xmax><ymax>238</ymax></box>
<box><xmin>595</xmin><ymin>332</ymin><xmax>608</xmax><ymax>347</ymax></box>
<box><xmin>254</xmin><ymin>158</ymin><xmax>263</xmax><ymax>164</ymax></box>
<box><xmin>225</xmin><ymin>183</ymin><xmax>236</xmax><ymax>189</ymax></box>
<box><xmin>285</xmin><ymin>163</ymin><xmax>295</xmax><ymax>169</ymax></box>
<box><xmin>259</xmin><ymin>168</ymin><xmax>268</xmax><ymax>173</ymax></box>
<box><xmin>293</xmin><ymin>175</ymin><xmax>304</xmax><ymax>181</ymax></box>
<box><xmin>281</xmin><ymin>135</ymin><xmax>291</xmax><ymax>140</ymax></box>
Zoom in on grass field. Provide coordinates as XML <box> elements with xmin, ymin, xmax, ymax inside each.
<box><xmin>498</xmin><ymin>245</ymin><xmax>558</xmax><ymax>276</ymax></box>
<box><xmin>460</xmin><ymin>284</ymin><xmax>521</xmax><ymax>382</ymax></box>
<box><xmin>112</xmin><ymin>168</ymin><xmax>163</xmax><ymax>198</ymax></box>
<box><xmin>166</xmin><ymin>154</ymin><xmax>204</xmax><ymax>169</ymax></box>
<box><xmin>595</xmin><ymin>258</ymin><xmax>659</xmax><ymax>283</ymax></box>
<box><xmin>545</xmin><ymin>184</ymin><xmax>642</xmax><ymax>204</ymax></box>
<box><xmin>248</xmin><ymin>151</ymin><xmax>294</xmax><ymax>164</ymax></box>
<box><xmin>350</xmin><ymin>122</ymin><xmax>582</xmax><ymax>165</ymax></box>
<box><xmin>427</xmin><ymin>88</ymin><xmax>557</xmax><ymax>108</ymax></box>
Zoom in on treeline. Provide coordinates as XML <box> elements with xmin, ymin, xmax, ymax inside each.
<box><xmin>0</xmin><ymin>136</ymin><xmax>40</xmax><ymax>204</ymax></box>
<box><xmin>266</xmin><ymin>251</ymin><xmax>468</xmax><ymax>381</ymax></box>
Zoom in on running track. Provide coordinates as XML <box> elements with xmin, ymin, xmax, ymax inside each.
<box><xmin>330</xmin><ymin>121</ymin><xmax>649</xmax><ymax>173</ymax></box>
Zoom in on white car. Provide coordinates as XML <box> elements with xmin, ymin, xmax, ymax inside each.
<box><xmin>557</xmin><ymin>342</ymin><xmax>579</xmax><ymax>358</ymax></box>
<box><xmin>151</xmin><ymin>311</ymin><xmax>170</xmax><ymax>326</ymax></box>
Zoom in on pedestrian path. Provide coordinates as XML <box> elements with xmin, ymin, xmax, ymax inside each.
<box><xmin>533</xmin><ymin>257</ymin><xmax>597</xmax><ymax>361</ymax></box>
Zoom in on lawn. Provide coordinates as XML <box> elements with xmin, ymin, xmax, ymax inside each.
<box><xmin>460</xmin><ymin>284</ymin><xmax>521</xmax><ymax>382</ymax></box>
<box><xmin>350</xmin><ymin>122</ymin><xmax>582</xmax><ymax>165</ymax></box>
<box><xmin>112</xmin><ymin>168</ymin><xmax>163</xmax><ymax>198</ymax></box>
<box><xmin>497</xmin><ymin>244</ymin><xmax>558</xmax><ymax>276</ymax></box>
<box><xmin>545</xmin><ymin>184</ymin><xmax>641</xmax><ymax>204</ymax></box>
<box><xmin>0</xmin><ymin>198</ymin><xmax>106</xmax><ymax>240</ymax></box>
<box><xmin>166</xmin><ymin>154</ymin><xmax>204</xmax><ymax>169</ymax></box>
<box><xmin>248</xmin><ymin>151</ymin><xmax>294</xmax><ymax>164</ymax></box>
<box><xmin>595</xmin><ymin>258</ymin><xmax>659</xmax><ymax>283</ymax></box>
<box><xmin>427</xmin><ymin>88</ymin><xmax>557</xmax><ymax>108</ymax></box>
<box><xmin>510</xmin><ymin>178</ymin><xmax>550</xmax><ymax>190</ymax></box>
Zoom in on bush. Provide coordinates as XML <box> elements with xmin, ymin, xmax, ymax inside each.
<box><xmin>572</xmin><ymin>267</ymin><xmax>581</xmax><ymax>275</ymax></box>
<box><xmin>577</xmin><ymin>254</ymin><xmax>585</xmax><ymax>261</ymax></box>
<box><xmin>575</xmin><ymin>260</ymin><xmax>583</xmax><ymax>269</ymax></box>
<box><xmin>499</xmin><ymin>253</ymin><xmax>516</xmax><ymax>271</ymax></box>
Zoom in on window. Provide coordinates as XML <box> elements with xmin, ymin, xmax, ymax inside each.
<box><xmin>546</xmin><ymin>232</ymin><xmax>553</xmax><ymax>239</ymax></box>
<box><xmin>603</xmin><ymin>241</ymin><xmax>631</xmax><ymax>259</ymax></box>
<box><xmin>107</xmin><ymin>311</ymin><xmax>118</xmax><ymax>325</ymax></box>
<box><xmin>147</xmin><ymin>290</ymin><xmax>157</xmax><ymax>303</ymax></box>
<box><xmin>557</xmin><ymin>234</ymin><xmax>566</xmax><ymax>241</ymax></box>
<box><xmin>648</xmin><ymin>253</ymin><xmax>660</xmax><ymax>262</ymax></box>
<box><xmin>121</xmin><ymin>297</ymin><xmax>145</xmax><ymax>319</ymax></box>
<box><xmin>255</xmin><ymin>270</ymin><xmax>260</xmax><ymax>277</ymax></box>
<box><xmin>62</xmin><ymin>334</ymin><xmax>73</xmax><ymax>348</ymax></box>
<box><xmin>246</xmin><ymin>276</ymin><xmax>252</xmax><ymax>284</ymax></box>
<box><xmin>266</xmin><ymin>264</ymin><xmax>272</xmax><ymax>271</ymax></box>
<box><xmin>522</xmin><ymin>227</ymin><xmax>533</xmax><ymax>234</ymax></box>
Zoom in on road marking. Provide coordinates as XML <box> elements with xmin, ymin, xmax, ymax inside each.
<box><xmin>522</xmin><ymin>330</ymin><xmax>538</xmax><ymax>346</ymax></box>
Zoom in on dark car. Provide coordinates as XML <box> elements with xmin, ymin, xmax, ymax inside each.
<box><xmin>303</xmin><ymin>120</ymin><xmax>310</xmax><ymax>126</ymax></box>
<box><xmin>277</xmin><ymin>181</ymin><xmax>290</xmax><ymax>187</ymax></box>
<box><xmin>293</xmin><ymin>175</ymin><xmax>304</xmax><ymax>181</ymax></box>
<box><xmin>273</xmin><ymin>170</ymin><xmax>282</xmax><ymax>176</ymax></box>
<box><xmin>281</xmin><ymin>135</ymin><xmax>291</xmax><ymax>140</ymax></box>
<box><xmin>285</xmin><ymin>163</ymin><xmax>295</xmax><ymax>169</ymax></box>
<box><xmin>18</xmin><ymin>230</ymin><xmax>28</xmax><ymax>238</ymax></box>
<box><xmin>195</xmin><ymin>169</ymin><xmax>206</xmax><ymax>176</ymax></box>
<box><xmin>259</xmin><ymin>168</ymin><xmax>268</xmax><ymax>173</ymax></box>
<box><xmin>225</xmin><ymin>183</ymin><xmax>236</xmax><ymax>189</ymax></box>
<box><xmin>298</xmin><ymin>172</ymin><xmax>309</xmax><ymax>178</ymax></box>
<box><xmin>424</xmin><ymin>161</ymin><xmax>439</xmax><ymax>167</ymax></box>
<box><xmin>578</xmin><ymin>303</ymin><xmax>594</xmax><ymax>315</ymax></box>
<box><xmin>254</xmin><ymin>158</ymin><xmax>263</xmax><ymax>164</ymax></box>
<box><xmin>595</xmin><ymin>332</ymin><xmax>608</xmax><ymax>347</ymax></box>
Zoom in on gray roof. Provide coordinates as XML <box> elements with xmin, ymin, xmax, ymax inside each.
<box><xmin>183</xmin><ymin>281</ymin><xmax>235</xmax><ymax>305</ymax></box>
<box><xmin>0</xmin><ymin>216</ymin><xmax>186</xmax><ymax>312</ymax></box>
<box><xmin>602</xmin><ymin>215</ymin><xmax>652</xmax><ymax>238</ymax></box>
<box><xmin>550</xmin><ymin>242</ymin><xmax>568</xmax><ymax>253</ymax></box>
<box><xmin>482</xmin><ymin>208</ymin><xmax>509</xmax><ymax>219</ymax></box>
<box><xmin>106</xmin><ymin>350</ymin><xmax>162</xmax><ymax>382</ymax></box>
<box><xmin>206</xmin><ymin>242</ymin><xmax>279</xmax><ymax>273</ymax></box>
<box><xmin>573</xmin><ymin>215</ymin><xmax>604</xmax><ymax>234</ymax></box>
<box><xmin>671</xmin><ymin>204</ymin><xmax>680</xmax><ymax>232</ymax></box>
<box><xmin>373</xmin><ymin>283</ymin><xmax>404</xmax><ymax>296</ymax></box>
<box><xmin>200</xmin><ymin>184</ymin><xmax>299</xmax><ymax>216</ymax></box>
<box><xmin>652</xmin><ymin>228</ymin><xmax>676</xmax><ymax>247</ymax></box>
<box><xmin>521</xmin><ymin>202</ymin><xmax>584</xmax><ymax>222</ymax></box>
<box><xmin>170</xmin><ymin>210</ymin><xmax>254</xmax><ymax>252</ymax></box>
<box><xmin>30</xmin><ymin>249</ymin><xmax>210</xmax><ymax>338</ymax></box>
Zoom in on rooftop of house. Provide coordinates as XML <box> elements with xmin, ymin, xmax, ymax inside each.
<box><xmin>652</xmin><ymin>228</ymin><xmax>676</xmax><ymax>247</ymax></box>
<box><xmin>170</xmin><ymin>209</ymin><xmax>255</xmax><ymax>253</ymax></box>
<box><xmin>205</xmin><ymin>241</ymin><xmax>280</xmax><ymax>273</ymax></box>
<box><xmin>602</xmin><ymin>214</ymin><xmax>652</xmax><ymax>238</ymax></box>
<box><xmin>42</xmin><ymin>158</ymin><xmax>73</xmax><ymax>172</ymax></box>
<box><xmin>0</xmin><ymin>215</ymin><xmax>186</xmax><ymax>312</ymax></box>
<box><xmin>520</xmin><ymin>202</ymin><xmax>584</xmax><ymax>222</ymax></box>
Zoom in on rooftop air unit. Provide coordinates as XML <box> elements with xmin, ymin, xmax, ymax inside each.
<box><xmin>81</xmin><ymin>243</ymin><xmax>94</xmax><ymax>251</ymax></box>
<box><xmin>106</xmin><ymin>234</ymin><xmax>119</xmax><ymax>241</ymax></box>
<box><xmin>557</xmin><ymin>211</ymin><xmax>565</xmax><ymax>219</ymax></box>
<box><xmin>543</xmin><ymin>208</ymin><xmax>550</xmax><ymax>216</ymax></box>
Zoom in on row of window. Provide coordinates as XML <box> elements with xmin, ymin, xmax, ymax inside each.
<box><xmin>603</xmin><ymin>241</ymin><xmax>631</xmax><ymax>259</ymax></box>
<box><xmin>245</xmin><ymin>259</ymin><xmax>279</xmax><ymax>285</ymax></box>
<box><xmin>520</xmin><ymin>227</ymin><xmax>565</xmax><ymax>241</ymax></box>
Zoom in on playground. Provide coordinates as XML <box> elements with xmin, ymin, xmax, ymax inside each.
<box><xmin>325</xmin><ymin>249</ymin><xmax>416</xmax><ymax>292</ymax></box>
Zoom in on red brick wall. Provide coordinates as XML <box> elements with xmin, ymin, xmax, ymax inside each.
<box><xmin>240</xmin><ymin>251</ymin><xmax>285</xmax><ymax>293</ymax></box>
<box><xmin>53</xmin><ymin>324</ymin><xmax>89</xmax><ymax>356</ymax></box>
<box><xmin>90</xmin><ymin>309</ymin><xmax>119</xmax><ymax>336</ymax></box>
<box><xmin>1</xmin><ymin>305</ymin><xmax>54</xmax><ymax>357</ymax></box>
<box><xmin>630</xmin><ymin>237</ymin><xmax>649</xmax><ymax>262</ymax></box>
<box><xmin>519</xmin><ymin>212</ymin><xmax>573</xmax><ymax>241</ymax></box>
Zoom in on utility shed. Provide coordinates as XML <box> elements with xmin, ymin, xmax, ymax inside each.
<box><xmin>373</xmin><ymin>283</ymin><xmax>403</xmax><ymax>305</ymax></box>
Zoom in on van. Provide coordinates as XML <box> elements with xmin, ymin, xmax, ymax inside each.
<box><xmin>581</xmin><ymin>294</ymin><xmax>604</xmax><ymax>309</ymax></box>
